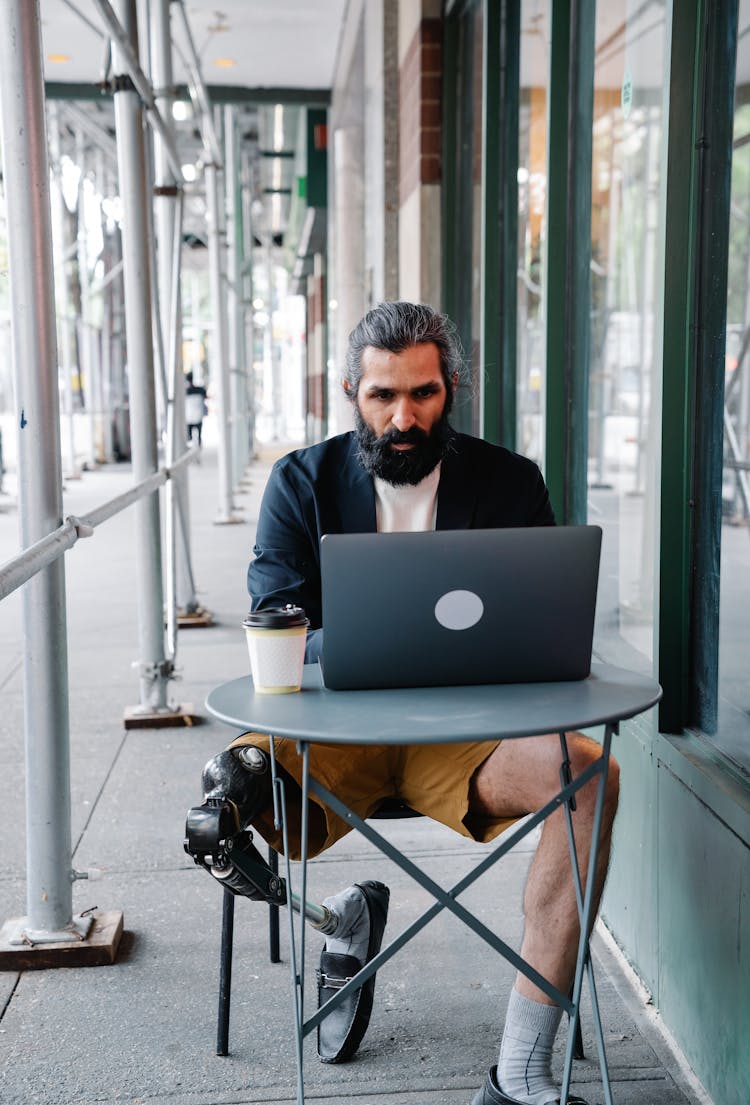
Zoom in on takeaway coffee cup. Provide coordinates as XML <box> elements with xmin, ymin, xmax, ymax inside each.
<box><xmin>242</xmin><ymin>605</ymin><xmax>309</xmax><ymax>693</ymax></box>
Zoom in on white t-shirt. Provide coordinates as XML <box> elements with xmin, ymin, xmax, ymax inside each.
<box><xmin>185</xmin><ymin>391</ymin><xmax>206</xmax><ymax>424</ymax></box>
<box><xmin>373</xmin><ymin>463</ymin><xmax>441</xmax><ymax>533</ymax></box>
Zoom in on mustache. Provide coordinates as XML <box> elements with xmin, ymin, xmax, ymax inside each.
<box><xmin>376</xmin><ymin>426</ymin><xmax>430</xmax><ymax>448</ymax></box>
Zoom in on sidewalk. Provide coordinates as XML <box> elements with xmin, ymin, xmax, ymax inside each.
<box><xmin>0</xmin><ymin>446</ymin><xmax>707</xmax><ymax>1105</ymax></box>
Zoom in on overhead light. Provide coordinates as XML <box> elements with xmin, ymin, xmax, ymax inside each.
<box><xmin>214</xmin><ymin>57</ymin><xmax>236</xmax><ymax>68</ymax></box>
<box><xmin>181</xmin><ymin>163</ymin><xmax>197</xmax><ymax>182</ymax></box>
<box><xmin>252</xmin><ymin>298</ymin><xmax>265</xmax><ymax>310</ymax></box>
<box><xmin>172</xmin><ymin>101</ymin><xmax>192</xmax><ymax>122</ymax></box>
<box><xmin>47</xmin><ymin>53</ymin><xmax>71</xmax><ymax>63</ymax></box>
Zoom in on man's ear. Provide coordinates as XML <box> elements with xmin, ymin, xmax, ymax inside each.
<box><xmin>451</xmin><ymin>371</ymin><xmax>459</xmax><ymax>389</ymax></box>
<box><xmin>342</xmin><ymin>378</ymin><xmax>352</xmax><ymax>396</ymax></box>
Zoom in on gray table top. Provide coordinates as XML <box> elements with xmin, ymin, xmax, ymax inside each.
<box><xmin>205</xmin><ymin>662</ymin><xmax>662</xmax><ymax>745</ymax></box>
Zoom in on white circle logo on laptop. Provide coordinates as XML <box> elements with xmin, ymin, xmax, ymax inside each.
<box><xmin>434</xmin><ymin>589</ymin><xmax>484</xmax><ymax>631</ymax></box>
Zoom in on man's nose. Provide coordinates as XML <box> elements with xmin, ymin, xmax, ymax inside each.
<box><xmin>391</xmin><ymin>399</ymin><xmax>416</xmax><ymax>432</ymax></box>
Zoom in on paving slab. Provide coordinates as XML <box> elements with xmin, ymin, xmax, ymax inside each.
<box><xmin>0</xmin><ymin>447</ymin><xmax>708</xmax><ymax>1105</ymax></box>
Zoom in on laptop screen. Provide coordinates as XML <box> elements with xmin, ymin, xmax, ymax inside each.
<box><xmin>320</xmin><ymin>526</ymin><xmax>602</xmax><ymax>691</ymax></box>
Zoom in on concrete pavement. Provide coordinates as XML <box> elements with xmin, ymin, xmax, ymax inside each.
<box><xmin>0</xmin><ymin>444</ymin><xmax>708</xmax><ymax>1105</ymax></box>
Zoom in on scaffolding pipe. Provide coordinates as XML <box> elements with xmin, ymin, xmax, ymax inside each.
<box><xmin>172</xmin><ymin>0</ymin><xmax>223</xmax><ymax>168</ymax></box>
<box><xmin>149</xmin><ymin>0</ymin><xmax>199</xmax><ymax>619</ymax></box>
<box><xmin>0</xmin><ymin>0</ymin><xmax>78</xmax><ymax>940</ymax></box>
<box><xmin>48</xmin><ymin>103</ymin><xmax>80</xmax><ymax>480</ymax></box>
<box><xmin>224</xmin><ymin>105</ymin><xmax>248</xmax><ymax>486</ymax></box>
<box><xmin>241</xmin><ymin>149</ymin><xmax>257</xmax><ymax>459</ymax></box>
<box><xmin>97</xmin><ymin>154</ymin><xmax>115</xmax><ymax>462</ymax></box>
<box><xmin>90</xmin><ymin>0</ymin><xmax>183</xmax><ymax>182</ymax></box>
<box><xmin>0</xmin><ymin>451</ymin><xmax>197</xmax><ymax>603</ymax></box>
<box><xmin>75</xmin><ymin>128</ymin><xmax>99</xmax><ymax>468</ymax></box>
<box><xmin>206</xmin><ymin>156</ymin><xmax>236</xmax><ymax>521</ymax></box>
<box><xmin>147</xmin><ymin>173</ymin><xmax>171</xmax><ymax>432</ymax></box>
<box><xmin>110</xmin><ymin>0</ymin><xmax>172</xmax><ymax>710</ymax></box>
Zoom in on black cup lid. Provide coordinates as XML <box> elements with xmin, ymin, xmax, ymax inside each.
<box><xmin>243</xmin><ymin>604</ymin><xmax>308</xmax><ymax>629</ymax></box>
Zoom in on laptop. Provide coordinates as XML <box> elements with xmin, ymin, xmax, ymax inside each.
<box><xmin>319</xmin><ymin>526</ymin><xmax>602</xmax><ymax>690</ymax></box>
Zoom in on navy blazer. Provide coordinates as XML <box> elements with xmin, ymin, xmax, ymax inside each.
<box><xmin>248</xmin><ymin>430</ymin><xmax>555</xmax><ymax>661</ymax></box>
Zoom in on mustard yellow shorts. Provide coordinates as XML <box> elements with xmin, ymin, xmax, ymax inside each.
<box><xmin>228</xmin><ymin>731</ymin><xmax>516</xmax><ymax>860</ymax></box>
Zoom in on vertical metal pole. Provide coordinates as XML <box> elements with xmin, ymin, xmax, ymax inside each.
<box><xmin>265</xmin><ymin>239</ymin><xmax>282</xmax><ymax>439</ymax></box>
<box><xmin>48</xmin><ymin>104</ymin><xmax>80</xmax><ymax>481</ymax></box>
<box><xmin>0</xmin><ymin>0</ymin><xmax>81</xmax><ymax>940</ymax></box>
<box><xmin>75</xmin><ymin>128</ymin><xmax>98</xmax><ymax>468</ymax></box>
<box><xmin>241</xmin><ymin>153</ymin><xmax>257</xmax><ymax>460</ymax></box>
<box><xmin>150</xmin><ymin>0</ymin><xmax>199</xmax><ymax>618</ymax></box>
<box><xmin>224</xmin><ymin>105</ymin><xmax>244</xmax><ymax>488</ymax></box>
<box><xmin>109</xmin><ymin>222</ymin><xmax>128</xmax><ymax>458</ymax></box>
<box><xmin>224</xmin><ymin>106</ymin><xmax>237</xmax><ymax>483</ymax></box>
<box><xmin>97</xmin><ymin>155</ymin><xmax>115</xmax><ymax>463</ymax></box>
<box><xmin>110</xmin><ymin>0</ymin><xmax>172</xmax><ymax>712</ymax></box>
<box><xmin>206</xmin><ymin>154</ymin><xmax>237</xmax><ymax>520</ymax></box>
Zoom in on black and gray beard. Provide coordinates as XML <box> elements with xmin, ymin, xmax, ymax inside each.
<box><xmin>354</xmin><ymin>406</ymin><xmax>453</xmax><ymax>486</ymax></box>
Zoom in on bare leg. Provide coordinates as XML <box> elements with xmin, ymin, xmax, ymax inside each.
<box><xmin>469</xmin><ymin>731</ymin><xmax>620</xmax><ymax>1004</ymax></box>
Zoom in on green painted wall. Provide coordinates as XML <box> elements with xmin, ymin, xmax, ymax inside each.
<box><xmin>601</xmin><ymin>716</ymin><xmax>659</xmax><ymax>996</ymax></box>
<box><xmin>657</xmin><ymin>762</ymin><xmax>749</xmax><ymax>1104</ymax></box>
<box><xmin>604</xmin><ymin>727</ymin><xmax>750</xmax><ymax>1104</ymax></box>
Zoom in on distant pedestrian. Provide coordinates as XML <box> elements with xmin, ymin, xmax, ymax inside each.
<box><xmin>185</xmin><ymin>372</ymin><xmax>208</xmax><ymax>447</ymax></box>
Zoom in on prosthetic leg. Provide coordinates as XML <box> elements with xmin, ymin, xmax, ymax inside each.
<box><xmin>184</xmin><ymin>747</ymin><xmax>338</xmax><ymax>932</ymax></box>
<box><xmin>185</xmin><ymin>747</ymin><xmax>390</xmax><ymax>1067</ymax></box>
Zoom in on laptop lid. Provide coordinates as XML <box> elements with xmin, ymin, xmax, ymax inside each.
<box><xmin>320</xmin><ymin>526</ymin><xmax>602</xmax><ymax>690</ymax></box>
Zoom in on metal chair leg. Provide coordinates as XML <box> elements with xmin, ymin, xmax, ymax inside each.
<box><xmin>217</xmin><ymin>888</ymin><xmax>235</xmax><ymax>1056</ymax></box>
<box><xmin>269</xmin><ymin>845</ymin><xmax>280</xmax><ymax>962</ymax></box>
<box><xmin>569</xmin><ymin>986</ymin><xmax>585</xmax><ymax>1060</ymax></box>
<box><xmin>216</xmin><ymin>850</ymin><xmax>280</xmax><ymax>1056</ymax></box>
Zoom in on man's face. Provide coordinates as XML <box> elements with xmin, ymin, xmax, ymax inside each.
<box><xmin>347</xmin><ymin>342</ymin><xmax>453</xmax><ymax>486</ymax></box>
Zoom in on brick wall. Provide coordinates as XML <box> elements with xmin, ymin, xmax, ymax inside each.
<box><xmin>306</xmin><ymin>269</ymin><xmax>326</xmax><ymax>422</ymax></box>
<box><xmin>399</xmin><ymin>17</ymin><xmax>442</xmax><ymax>207</ymax></box>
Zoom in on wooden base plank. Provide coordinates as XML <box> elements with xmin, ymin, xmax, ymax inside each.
<box><xmin>122</xmin><ymin>703</ymin><xmax>200</xmax><ymax>729</ymax></box>
<box><xmin>0</xmin><ymin>911</ymin><xmax>124</xmax><ymax>971</ymax></box>
<box><xmin>177</xmin><ymin>608</ymin><xmax>214</xmax><ymax>628</ymax></box>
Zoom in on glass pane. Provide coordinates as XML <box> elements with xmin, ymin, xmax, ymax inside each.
<box><xmin>587</xmin><ymin>2</ymin><xmax>669</xmax><ymax>672</ymax></box>
<box><xmin>717</xmin><ymin>0</ymin><xmax>750</xmax><ymax>774</ymax></box>
<box><xmin>517</xmin><ymin>1</ymin><xmax>549</xmax><ymax>467</ymax></box>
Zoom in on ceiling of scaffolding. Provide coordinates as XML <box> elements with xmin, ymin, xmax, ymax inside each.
<box><xmin>36</xmin><ymin>1</ymin><xmax>343</xmax><ymax>261</ymax></box>
<box><xmin>40</xmin><ymin>1</ymin><xmax>346</xmax><ymax>89</ymax></box>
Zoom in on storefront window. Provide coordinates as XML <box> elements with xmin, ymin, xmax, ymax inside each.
<box><xmin>587</xmin><ymin>2</ymin><xmax>669</xmax><ymax>672</ymax></box>
<box><xmin>717</xmin><ymin>0</ymin><xmax>750</xmax><ymax>773</ymax></box>
<box><xmin>517</xmin><ymin>2</ymin><xmax>549</xmax><ymax>467</ymax></box>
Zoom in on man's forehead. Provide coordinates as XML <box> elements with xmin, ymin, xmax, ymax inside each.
<box><xmin>359</xmin><ymin>342</ymin><xmax>443</xmax><ymax>385</ymax></box>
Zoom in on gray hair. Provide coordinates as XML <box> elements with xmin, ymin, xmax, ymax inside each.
<box><xmin>343</xmin><ymin>301</ymin><xmax>465</xmax><ymax>407</ymax></box>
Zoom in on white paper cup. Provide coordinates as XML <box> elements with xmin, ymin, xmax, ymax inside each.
<box><xmin>243</xmin><ymin>606</ymin><xmax>309</xmax><ymax>694</ymax></box>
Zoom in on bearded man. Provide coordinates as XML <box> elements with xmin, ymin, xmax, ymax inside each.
<box><xmin>202</xmin><ymin>301</ymin><xmax>618</xmax><ymax>1105</ymax></box>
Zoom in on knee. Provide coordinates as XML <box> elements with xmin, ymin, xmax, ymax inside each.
<box><xmin>201</xmin><ymin>746</ymin><xmax>272</xmax><ymax>827</ymax></box>
<box><xmin>568</xmin><ymin>738</ymin><xmax>620</xmax><ymax>821</ymax></box>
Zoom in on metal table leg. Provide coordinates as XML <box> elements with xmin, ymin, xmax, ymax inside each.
<box><xmin>559</xmin><ymin>724</ymin><xmax>614</xmax><ymax>1105</ymax></box>
<box><xmin>280</xmin><ymin>733</ymin><xmax>616</xmax><ymax>1105</ymax></box>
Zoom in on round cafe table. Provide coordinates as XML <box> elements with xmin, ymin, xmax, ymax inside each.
<box><xmin>206</xmin><ymin>661</ymin><xmax>661</xmax><ymax>1105</ymax></box>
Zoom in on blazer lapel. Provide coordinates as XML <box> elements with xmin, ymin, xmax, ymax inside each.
<box><xmin>436</xmin><ymin>439</ymin><xmax>478</xmax><ymax>530</ymax></box>
<box><xmin>338</xmin><ymin>435</ymin><xmax>377</xmax><ymax>532</ymax></box>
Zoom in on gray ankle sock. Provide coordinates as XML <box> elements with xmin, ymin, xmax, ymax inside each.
<box><xmin>497</xmin><ymin>989</ymin><xmax>564</xmax><ymax>1105</ymax></box>
<box><xmin>322</xmin><ymin>885</ymin><xmax>369</xmax><ymax>963</ymax></box>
